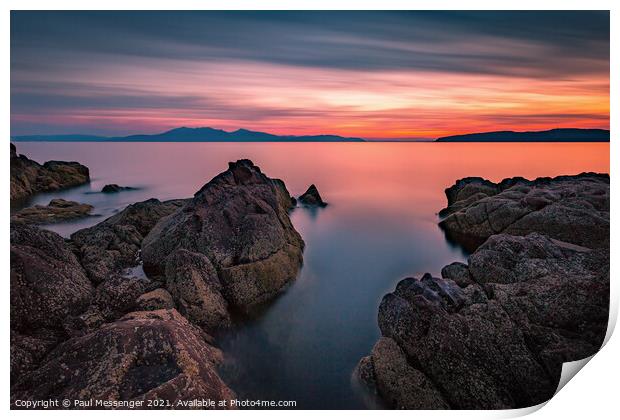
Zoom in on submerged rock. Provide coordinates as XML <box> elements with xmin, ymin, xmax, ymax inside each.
<box><xmin>357</xmin><ymin>233</ymin><xmax>609</xmax><ymax>409</ymax></box>
<box><xmin>298</xmin><ymin>184</ymin><xmax>327</xmax><ymax>207</ymax></box>
<box><xmin>101</xmin><ymin>184</ymin><xmax>134</xmax><ymax>193</ymax></box>
<box><xmin>71</xmin><ymin>198</ymin><xmax>187</xmax><ymax>285</ymax></box>
<box><xmin>142</xmin><ymin>159</ymin><xmax>304</xmax><ymax>316</ymax></box>
<box><xmin>11</xmin><ymin>309</ymin><xmax>236</xmax><ymax>407</ymax></box>
<box><xmin>10</xmin><ymin>143</ymin><xmax>90</xmax><ymax>201</ymax></box>
<box><xmin>11</xmin><ymin>198</ymin><xmax>94</xmax><ymax>224</ymax></box>
<box><xmin>439</xmin><ymin>173</ymin><xmax>609</xmax><ymax>249</ymax></box>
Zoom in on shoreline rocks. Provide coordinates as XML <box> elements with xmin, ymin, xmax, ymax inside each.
<box><xmin>11</xmin><ymin>143</ymin><xmax>90</xmax><ymax>201</ymax></box>
<box><xmin>356</xmin><ymin>174</ymin><xmax>610</xmax><ymax>409</ymax></box>
<box><xmin>11</xmin><ymin>199</ymin><xmax>94</xmax><ymax>225</ymax></box>
<box><xmin>10</xmin><ymin>158</ymin><xmax>312</xmax><ymax>409</ymax></box>
<box><xmin>439</xmin><ymin>173</ymin><xmax>609</xmax><ymax>249</ymax></box>
<box><xmin>10</xmin><ymin>223</ymin><xmax>94</xmax><ymax>379</ymax></box>
<box><xmin>71</xmin><ymin>198</ymin><xmax>187</xmax><ymax>285</ymax></box>
<box><xmin>11</xmin><ymin>309</ymin><xmax>236</xmax><ymax>407</ymax></box>
<box><xmin>142</xmin><ymin>159</ymin><xmax>304</xmax><ymax>316</ymax></box>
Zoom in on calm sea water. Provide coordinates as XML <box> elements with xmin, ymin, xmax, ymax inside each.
<box><xmin>13</xmin><ymin>142</ymin><xmax>609</xmax><ymax>409</ymax></box>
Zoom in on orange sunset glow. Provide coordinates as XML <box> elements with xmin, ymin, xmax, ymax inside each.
<box><xmin>11</xmin><ymin>11</ymin><xmax>609</xmax><ymax>139</ymax></box>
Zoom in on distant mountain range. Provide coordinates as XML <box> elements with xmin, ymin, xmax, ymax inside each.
<box><xmin>11</xmin><ymin>127</ymin><xmax>365</xmax><ymax>142</ymax></box>
<box><xmin>435</xmin><ymin>128</ymin><xmax>610</xmax><ymax>142</ymax></box>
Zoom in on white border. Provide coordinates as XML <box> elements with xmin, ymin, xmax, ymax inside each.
<box><xmin>2</xmin><ymin>2</ymin><xmax>617</xmax><ymax>419</ymax></box>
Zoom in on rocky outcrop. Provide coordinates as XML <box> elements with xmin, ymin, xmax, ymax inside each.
<box><xmin>11</xmin><ymin>199</ymin><xmax>94</xmax><ymax>224</ymax></box>
<box><xmin>142</xmin><ymin>160</ymin><xmax>304</xmax><ymax>315</ymax></box>
<box><xmin>102</xmin><ymin>184</ymin><xmax>135</xmax><ymax>193</ymax></box>
<box><xmin>11</xmin><ymin>309</ymin><xmax>236</xmax><ymax>408</ymax></box>
<box><xmin>11</xmin><ymin>143</ymin><xmax>90</xmax><ymax>201</ymax></box>
<box><xmin>298</xmin><ymin>184</ymin><xmax>327</xmax><ymax>207</ymax></box>
<box><xmin>10</xmin><ymin>159</ymin><xmax>311</xmax><ymax>406</ymax></box>
<box><xmin>358</xmin><ymin>172</ymin><xmax>610</xmax><ymax>409</ymax></box>
<box><xmin>10</xmin><ymin>223</ymin><xmax>94</xmax><ymax>379</ymax></box>
<box><xmin>71</xmin><ymin>198</ymin><xmax>187</xmax><ymax>285</ymax></box>
<box><xmin>439</xmin><ymin>173</ymin><xmax>609</xmax><ymax>249</ymax></box>
<box><xmin>357</xmin><ymin>233</ymin><xmax>609</xmax><ymax>409</ymax></box>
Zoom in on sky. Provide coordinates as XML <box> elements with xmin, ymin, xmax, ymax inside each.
<box><xmin>11</xmin><ymin>11</ymin><xmax>610</xmax><ymax>139</ymax></box>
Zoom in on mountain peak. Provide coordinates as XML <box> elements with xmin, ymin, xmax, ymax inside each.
<box><xmin>11</xmin><ymin>127</ymin><xmax>365</xmax><ymax>143</ymax></box>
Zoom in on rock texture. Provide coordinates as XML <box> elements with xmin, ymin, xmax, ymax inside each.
<box><xmin>298</xmin><ymin>184</ymin><xmax>327</xmax><ymax>207</ymax></box>
<box><xmin>11</xmin><ymin>309</ymin><xmax>235</xmax><ymax>408</ymax></box>
<box><xmin>11</xmin><ymin>198</ymin><xmax>94</xmax><ymax>224</ymax></box>
<box><xmin>10</xmin><ymin>223</ymin><xmax>94</xmax><ymax>379</ymax></box>
<box><xmin>164</xmin><ymin>249</ymin><xmax>231</xmax><ymax>331</ymax></box>
<box><xmin>439</xmin><ymin>173</ymin><xmax>609</xmax><ymax>249</ymax></box>
<box><xmin>357</xmin><ymin>172</ymin><xmax>610</xmax><ymax>409</ymax></box>
<box><xmin>71</xmin><ymin>198</ymin><xmax>187</xmax><ymax>285</ymax></box>
<box><xmin>142</xmin><ymin>159</ymin><xmax>304</xmax><ymax>315</ymax></box>
<box><xmin>10</xmin><ymin>159</ymin><xmax>311</xmax><ymax>408</ymax></box>
<box><xmin>10</xmin><ymin>143</ymin><xmax>90</xmax><ymax>201</ymax></box>
<box><xmin>135</xmin><ymin>288</ymin><xmax>175</xmax><ymax>311</ymax></box>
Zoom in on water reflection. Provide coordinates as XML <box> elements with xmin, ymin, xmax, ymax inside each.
<box><xmin>12</xmin><ymin>141</ymin><xmax>609</xmax><ymax>408</ymax></box>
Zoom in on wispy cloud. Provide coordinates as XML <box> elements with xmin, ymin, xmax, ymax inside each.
<box><xmin>10</xmin><ymin>11</ymin><xmax>609</xmax><ymax>138</ymax></box>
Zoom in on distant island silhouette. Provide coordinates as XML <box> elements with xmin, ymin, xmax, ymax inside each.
<box><xmin>12</xmin><ymin>127</ymin><xmax>611</xmax><ymax>143</ymax></box>
<box><xmin>435</xmin><ymin>128</ymin><xmax>609</xmax><ymax>142</ymax></box>
<box><xmin>11</xmin><ymin>127</ymin><xmax>365</xmax><ymax>142</ymax></box>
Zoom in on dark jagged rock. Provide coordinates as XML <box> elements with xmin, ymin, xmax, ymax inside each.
<box><xmin>10</xmin><ymin>223</ymin><xmax>94</xmax><ymax>380</ymax></box>
<box><xmin>11</xmin><ymin>198</ymin><xmax>94</xmax><ymax>224</ymax></box>
<box><xmin>356</xmin><ymin>233</ymin><xmax>609</xmax><ymax>409</ymax></box>
<box><xmin>11</xmin><ymin>309</ymin><xmax>236</xmax><ymax>408</ymax></box>
<box><xmin>71</xmin><ymin>198</ymin><xmax>187</xmax><ymax>285</ymax></box>
<box><xmin>102</xmin><ymin>184</ymin><xmax>134</xmax><ymax>193</ymax></box>
<box><xmin>439</xmin><ymin>173</ymin><xmax>609</xmax><ymax>249</ymax></box>
<box><xmin>10</xmin><ymin>143</ymin><xmax>90</xmax><ymax>201</ymax></box>
<box><xmin>298</xmin><ymin>184</ymin><xmax>327</xmax><ymax>207</ymax></box>
<box><xmin>142</xmin><ymin>160</ymin><xmax>304</xmax><ymax>316</ymax></box>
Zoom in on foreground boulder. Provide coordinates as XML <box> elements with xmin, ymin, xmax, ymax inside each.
<box><xmin>11</xmin><ymin>223</ymin><xmax>94</xmax><ymax>334</ymax></box>
<box><xmin>10</xmin><ymin>223</ymin><xmax>94</xmax><ymax>379</ymax></box>
<box><xmin>11</xmin><ymin>199</ymin><xmax>93</xmax><ymax>224</ymax></box>
<box><xmin>356</xmin><ymin>233</ymin><xmax>609</xmax><ymax>409</ymax></box>
<box><xmin>10</xmin><ymin>143</ymin><xmax>90</xmax><ymax>201</ymax></box>
<box><xmin>71</xmin><ymin>198</ymin><xmax>187</xmax><ymax>285</ymax></box>
<box><xmin>298</xmin><ymin>184</ymin><xmax>327</xmax><ymax>207</ymax></box>
<box><xmin>439</xmin><ymin>173</ymin><xmax>609</xmax><ymax>249</ymax></box>
<box><xmin>142</xmin><ymin>160</ymin><xmax>304</xmax><ymax>315</ymax></box>
<box><xmin>11</xmin><ymin>309</ymin><xmax>235</xmax><ymax>408</ymax></box>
